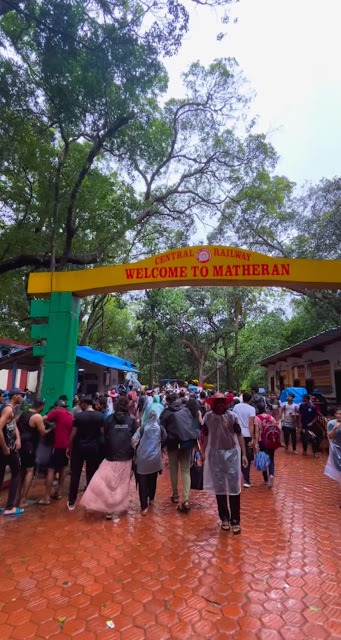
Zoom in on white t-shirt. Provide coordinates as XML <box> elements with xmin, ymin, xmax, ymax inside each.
<box><xmin>281</xmin><ymin>402</ymin><xmax>299</xmax><ymax>427</ymax></box>
<box><xmin>232</xmin><ymin>402</ymin><xmax>256</xmax><ymax>437</ymax></box>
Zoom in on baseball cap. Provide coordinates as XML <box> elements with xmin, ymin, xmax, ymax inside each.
<box><xmin>9</xmin><ymin>387</ymin><xmax>24</xmax><ymax>397</ymax></box>
<box><xmin>57</xmin><ymin>399</ymin><xmax>68</xmax><ymax>408</ymax></box>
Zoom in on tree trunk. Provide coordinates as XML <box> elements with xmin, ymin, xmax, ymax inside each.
<box><xmin>198</xmin><ymin>362</ymin><xmax>205</xmax><ymax>386</ymax></box>
<box><xmin>233</xmin><ymin>302</ymin><xmax>241</xmax><ymax>390</ymax></box>
<box><xmin>149</xmin><ymin>333</ymin><xmax>157</xmax><ymax>388</ymax></box>
<box><xmin>223</xmin><ymin>341</ymin><xmax>230</xmax><ymax>389</ymax></box>
<box><xmin>148</xmin><ymin>302</ymin><xmax>156</xmax><ymax>388</ymax></box>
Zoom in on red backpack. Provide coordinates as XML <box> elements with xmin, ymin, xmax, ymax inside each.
<box><xmin>259</xmin><ymin>414</ymin><xmax>281</xmax><ymax>450</ymax></box>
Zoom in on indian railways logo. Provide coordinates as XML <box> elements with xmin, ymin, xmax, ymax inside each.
<box><xmin>196</xmin><ymin>249</ymin><xmax>211</xmax><ymax>263</ymax></box>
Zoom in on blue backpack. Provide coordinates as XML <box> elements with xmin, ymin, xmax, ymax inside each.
<box><xmin>255</xmin><ymin>451</ymin><xmax>270</xmax><ymax>472</ymax></box>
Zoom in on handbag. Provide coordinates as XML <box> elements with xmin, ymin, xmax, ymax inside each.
<box><xmin>254</xmin><ymin>451</ymin><xmax>270</xmax><ymax>472</ymax></box>
<box><xmin>190</xmin><ymin>453</ymin><xmax>204</xmax><ymax>490</ymax></box>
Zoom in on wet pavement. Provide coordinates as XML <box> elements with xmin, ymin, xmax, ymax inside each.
<box><xmin>0</xmin><ymin>447</ymin><xmax>341</xmax><ymax>640</ymax></box>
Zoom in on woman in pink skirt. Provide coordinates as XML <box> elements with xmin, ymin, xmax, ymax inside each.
<box><xmin>81</xmin><ymin>396</ymin><xmax>137</xmax><ymax>519</ymax></box>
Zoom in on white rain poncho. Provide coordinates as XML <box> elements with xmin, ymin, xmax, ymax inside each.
<box><xmin>324</xmin><ymin>420</ymin><xmax>341</xmax><ymax>484</ymax></box>
<box><xmin>203</xmin><ymin>410</ymin><xmax>242</xmax><ymax>496</ymax></box>
<box><xmin>132</xmin><ymin>409</ymin><xmax>167</xmax><ymax>475</ymax></box>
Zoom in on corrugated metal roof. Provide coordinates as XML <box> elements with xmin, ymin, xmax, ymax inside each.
<box><xmin>259</xmin><ymin>326</ymin><xmax>341</xmax><ymax>366</ymax></box>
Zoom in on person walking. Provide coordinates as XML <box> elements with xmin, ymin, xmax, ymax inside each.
<box><xmin>39</xmin><ymin>400</ymin><xmax>73</xmax><ymax>504</ymax></box>
<box><xmin>186</xmin><ymin>397</ymin><xmax>202</xmax><ymax>437</ymax></box>
<box><xmin>80</xmin><ymin>396</ymin><xmax>137</xmax><ymax>519</ymax></box>
<box><xmin>160</xmin><ymin>392</ymin><xmax>198</xmax><ymax>513</ymax></box>
<box><xmin>71</xmin><ymin>395</ymin><xmax>82</xmax><ymax>418</ymax></box>
<box><xmin>281</xmin><ymin>393</ymin><xmax>299</xmax><ymax>453</ymax></box>
<box><xmin>198</xmin><ymin>390</ymin><xmax>209</xmax><ymax>419</ymax></box>
<box><xmin>142</xmin><ymin>394</ymin><xmax>163</xmax><ymax>427</ymax></box>
<box><xmin>299</xmin><ymin>394</ymin><xmax>320</xmax><ymax>457</ymax></box>
<box><xmin>269</xmin><ymin>392</ymin><xmax>281</xmax><ymax>421</ymax></box>
<box><xmin>202</xmin><ymin>393</ymin><xmax>247</xmax><ymax>534</ymax></box>
<box><xmin>94</xmin><ymin>395</ymin><xmax>111</xmax><ymax>462</ymax></box>
<box><xmin>0</xmin><ymin>388</ymin><xmax>24</xmax><ymax>517</ymax></box>
<box><xmin>138</xmin><ymin>391</ymin><xmax>147</xmax><ymax>419</ymax></box>
<box><xmin>67</xmin><ymin>395</ymin><xmax>104</xmax><ymax>510</ymax></box>
<box><xmin>17</xmin><ymin>398</ymin><xmax>48</xmax><ymax>507</ymax></box>
<box><xmin>232</xmin><ymin>391</ymin><xmax>256</xmax><ymax>488</ymax></box>
<box><xmin>132</xmin><ymin>408</ymin><xmax>167</xmax><ymax>515</ymax></box>
<box><xmin>255</xmin><ymin>404</ymin><xmax>281</xmax><ymax>487</ymax></box>
<box><xmin>324</xmin><ymin>407</ymin><xmax>341</xmax><ymax>501</ymax></box>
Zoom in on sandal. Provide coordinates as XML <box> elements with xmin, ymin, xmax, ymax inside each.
<box><xmin>19</xmin><ymin>500</ymin><xmax>30</xmax><ymax>508</ymax></box>
<box><xmin>51</xmin><ymin>493</ymin><xmax>62</xmax><ymax>500</ymax></box>
<box><xmin>231</xmin><ymin>522</ymin><xmax>241</xmax><ymax>535</ymax></box>
<box><xmin>3</xmin><ymin>508</ymin><xmax>24</xmax><ymax>518</ymax></box>
<box><xmin>171</xmin><ymin>496</ymin><xmax>179</xmax><ymax>504</ymax></box>
<box><xmin>221</xmin><ymin>521</ymin><xmax>230</xmax><ymax>531</ymax></box>
<box><xmin>38</xmin><ymin>498</ymin><xmax>51</xmax><ymax>505</ymax></box>
<box><xmin>177</xmin><ymin>502</ymin><xmax>190</xmax><ymax>514</ymax></box>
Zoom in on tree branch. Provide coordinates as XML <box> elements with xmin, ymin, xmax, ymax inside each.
<box><xmin>61</xmin><ymin>113</ymin><xmax>135</xmax><ymax>265</ymax></box>
<box><xmin>0</xmin><ymin>250</ymin><xmax>103</xmax><ymax>276</ymax></box>
<box><xmin>202</xmin><ymin>358</ymin><xmax>228</xmax><ymax>384</ymax></box>
<box><xmin>182</xmin><ymin>337</ymin><xmax>200</xmax><ymax>362</ymax></box>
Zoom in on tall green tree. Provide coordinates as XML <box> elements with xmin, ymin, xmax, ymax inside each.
<box><xmin>210</xmin><ymin>174</ymin><xmax>341</xmax><ymax>318</ymax></box>
<box><xmin>0</xmin><ymin>2</ymin><xmax>288</xmax><ymax>282</ymax></box>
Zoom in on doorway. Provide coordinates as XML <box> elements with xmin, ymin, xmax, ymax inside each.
<box><xmin>335</xmin><ymin>371</ymin><xmax>341</xmax><ymax>403</ymax></box>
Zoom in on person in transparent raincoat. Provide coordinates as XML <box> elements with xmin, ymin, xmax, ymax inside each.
<box><xmin>132</xmin><ymin>408</ymin><xmax>167</xmax><ymax>515</ymax></box>
<box><xmin>202</xmin><ymin>393</ymin><xmax>248</xmax><ymax>535</ymax></box>
<box><xmin>325</xmin><ymin>407</ymin><xmax>341</xmax><ymax>503</ymax></box>
<box><xmin>141</xmin><ymin>394</ymin><xmax>163</xmax><ymax>427</ymax></box>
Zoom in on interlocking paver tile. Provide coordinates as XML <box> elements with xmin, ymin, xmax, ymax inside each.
<box><xmin>0</xmin><ymin>448</ymin><xmax>341</xmax><ymax>639</ymax></box>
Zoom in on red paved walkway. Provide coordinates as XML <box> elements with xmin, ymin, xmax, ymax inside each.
<box><xmin>0</xmin><ymin>448</ymin><xmax>341</xmax><ymax>640</ymax></box>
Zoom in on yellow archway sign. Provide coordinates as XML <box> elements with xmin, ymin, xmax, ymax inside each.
<box><xmin>27</xmin><ymin>245</ymin><xmax>341</xmax><ymax>297</ymax></box>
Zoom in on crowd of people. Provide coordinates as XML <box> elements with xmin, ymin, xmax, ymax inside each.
<box><xmin>0</xmin><ymin>384</ymin><xmax>340</xmax><ymax>532</ymax></box>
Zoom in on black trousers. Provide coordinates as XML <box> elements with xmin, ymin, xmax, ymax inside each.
<box><xmin>0</xmin><ymin>449</ymin><xmax>21</xmax><ymax>510</ymax></box>
<box><xmin>69</xmin><ymin>446</ymin><xmax>99</xmax><ymax>505</ymax></box>
<box><xmin>137</xmin><ymin>472</ymin><xmax>158</xmax><ymax>510</ymax></box>
<box><xmin>282</xmin><ymin>426</ymin><xmax>297</xmax><ymax>450</ymax></box>
<box><xmin>216</xmin><ymin>494</ymin><xmax>240</xmax><ymax>524</ymax></box>
<box><xmin>242</xmin><ymin>436</ymin><xmax>253</xmax><ymax>483</ymax></box>
<box><xmin>302</xmin><ymin>430</ymin><xmax>320</xmax><ymax>454</ymax></box>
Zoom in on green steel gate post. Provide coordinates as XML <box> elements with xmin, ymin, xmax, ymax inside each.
<box><xmin>30</xmin><ymin>293</ymin><xmax>80</xmax><ymax>410</ymax></box>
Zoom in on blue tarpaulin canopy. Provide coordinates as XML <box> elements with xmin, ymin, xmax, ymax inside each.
<box><xmin>76</xmin><ymin>346</ymin><xmax>139</xmax><ymax>372</ymax></box>
<box><xmin>280</xmin><ymin>387</ymin><xmax>307</xmax><ymax>404</ymax></box>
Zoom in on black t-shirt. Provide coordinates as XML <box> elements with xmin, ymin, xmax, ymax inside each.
<box><xmin>299</xmin><ymin>403</ymin><xmax>318</xmax><ymax>429</ymax></box>
<box><xmin>73</xmin><ymin>410</ymin><xmax>104</xmax><ymax>446</ymax></box>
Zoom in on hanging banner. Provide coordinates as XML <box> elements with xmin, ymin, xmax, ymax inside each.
<box><xmin>27</xmin><ymin>245</ymin><xmax>341</xmax><ymax>297</ymax></box>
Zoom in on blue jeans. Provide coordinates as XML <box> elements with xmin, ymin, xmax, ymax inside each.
<box><xmin>259</xmin><ymin>442</ymin><xmax>274</xmax><ymax>481</ymax></box>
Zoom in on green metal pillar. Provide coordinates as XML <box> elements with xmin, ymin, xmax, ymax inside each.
<box><xmin>30</xmin><ymin>292</ymin><xmax>80</xmax><ymax>410</ymax></box>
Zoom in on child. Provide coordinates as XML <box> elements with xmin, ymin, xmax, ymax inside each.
<box><xmin>132</xmin><ymin>409</ymin><xmax>167</xmax><ymax>515</ymax></box>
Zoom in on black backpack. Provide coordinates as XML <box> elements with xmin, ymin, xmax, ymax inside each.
<box><xmin>168</xmin><ymin>407</ymin><xmax>198</xmax><ymax>444</ymax></box>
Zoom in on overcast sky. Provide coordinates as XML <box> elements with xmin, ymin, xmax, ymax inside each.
<box><xmin>165</xmin><ymin>0</ymin><xmax>341</xmax><ymax>188</ymax></box>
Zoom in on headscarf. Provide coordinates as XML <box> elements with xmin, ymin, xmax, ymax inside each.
<box><xmin>142</xmin><ymin>394</ymin><xmax>163</xmax><ymax>427</ymax></box>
